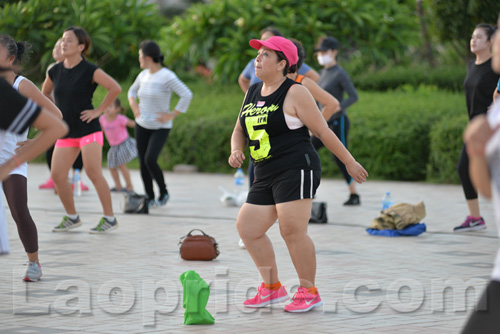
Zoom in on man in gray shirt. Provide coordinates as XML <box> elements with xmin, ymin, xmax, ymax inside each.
<box><xmin>312</xmin><ymin>37</ymin><xmax>361</xmax><ymax>206</ymax></box>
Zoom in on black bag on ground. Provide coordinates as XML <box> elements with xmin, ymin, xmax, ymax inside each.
<box><xmin>123</xmin><ymin>192</ymin><xmax>148</xmax><ymax>214</ymax></box>
<box><xmin>309</xmin><ymin>202</ymin><xmax>327</xmax><ymax>223</ymax></box>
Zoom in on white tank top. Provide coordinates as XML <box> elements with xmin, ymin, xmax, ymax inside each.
<box><xmin>0</xmin><ymin>76</ymin><xmax>29</xmax><ymax>177</ymax></box>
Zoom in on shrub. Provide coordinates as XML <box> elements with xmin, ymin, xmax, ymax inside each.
<box><xmin>36</xmin><ymin>79</ymin><xmax>469</xmax><ymax>184</ymax></box>
<box><xmin>160</xmin><ymin>83</ymin><xmax>468</xmax><ymax>182</ymax></box>
<box><xmin>160</xmin><ymin>82</ymin><xmax>245</xmax><ymax>172</ymax></box>
<box><xmin>346</xmin><ymin>86</ymin><xmax>466</xmax><ymax>181</ymax></box>
<box><xmin>352</xmin><ymin>65</ymin><xmax>466</xmax><ymax>92</ymax></box>
<box><xmin>426</xmin><ymin>114</ymin><xmax>468</xmax><ymax>183</ymax></box>
<box><xmin>0</xmin><ymin>0</ymin><xmax>164</xmax><ymax>81</ymax></box>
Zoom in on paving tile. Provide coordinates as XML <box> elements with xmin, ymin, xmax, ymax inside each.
<box><xmin>0</xmin><ymin>164</ymin><xmax>497</xmax><ymax>333</ymax></box>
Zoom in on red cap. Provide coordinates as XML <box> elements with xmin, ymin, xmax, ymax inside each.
<box><xmin>249</xmin><ymin>36</ymin><xmax>298</xmax><ymax>66</ymax></box>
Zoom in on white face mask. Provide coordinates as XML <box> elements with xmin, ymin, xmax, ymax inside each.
<box><xmin>317</xmin><ymin>53</ymin><xmax>333</xmax><ymax>66</ymax></box>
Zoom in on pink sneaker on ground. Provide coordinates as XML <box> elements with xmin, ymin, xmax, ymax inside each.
<box><xmin>284</xmin><ymin>287</ymin><xmax>323</xmax><ymax>313</ymax></box>
<box><xmin>71</xmin><ymin>182</ymin><xmax>90</xmax><ymax>191</ymax></box>
<box><xmin>39</xmin><ymin>178</ymin><xmax>55</xmax><ymax>189</ymax></box>
<box><xmin>244</xmin><ymin>282</ymin><xmax>289</xmax><ymax>308</ymax></box>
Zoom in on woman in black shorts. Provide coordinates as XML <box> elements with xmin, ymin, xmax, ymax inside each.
<box><xmin>228</xmin><ymin>36</ymin><xmax>367</xmax><ymax>313</ymax></box>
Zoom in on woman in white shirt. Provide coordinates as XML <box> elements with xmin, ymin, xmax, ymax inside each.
<box><xmin>0</xmin><ymin>35</ymin><xmax>63</xmax><ymax>281</ymax></box>
<box><xmin>128</xmin><ymin>41</ymin><xmax>192</xmax><ymax>207</ymax></box>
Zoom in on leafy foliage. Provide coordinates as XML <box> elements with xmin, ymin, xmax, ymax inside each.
<box><xmin>352</xmin><ymin>64</ymin><xmax>466</xmax><ymax>92</ymax></box>
<box><xmin>0</xmin><ymin>0</ymin><xmax>164</xmax><ymax>81</ymax></box>
<box><xmin>160</xmin><ymin>0</ymin><xmax>420</xmax><ymax>83</ymax></box>
<box><xmin>337</xmin><ymin>86</ymin><xmax>466</xmax><ymax>182</ymax></box>
<box><xmin>426</xmin><ymin>115</ymin><xmax>467</xmax><ymax>184</ymax></box>
<box><xmin>150</xmin><ymin>81</ymin><xmax>467</xmax><ymax>182</ymax></box>
<box><xmin>36</xmin><ymin>78</ymin><xmax>468</xmax><ymax>183</ymax></box>
<box><xmin>432</xmin><ymin>0</ymin><xmax>500</xmax><ymax>61</ymax></box>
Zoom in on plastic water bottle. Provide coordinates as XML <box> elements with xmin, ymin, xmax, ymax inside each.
<box><xmin>73</xmin><ymin>169</ymin><xmax>82</xmax><ymax>197</ymax></box>
<box><xmin>234</xmin><ymin>168</ymin><xmax>245</xmax><ymax>194</ymax></box>
<box><xmin>381</xmin><ymin>191</ymin><xmax>393</xmax><ymax>211</ymax></box>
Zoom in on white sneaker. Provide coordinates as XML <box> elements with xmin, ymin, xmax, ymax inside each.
<box><xmin>238</xmin><ymin>238</ymin><xmax>246</xmax><ymax>249</ymax></box>
<box><xmin>24</xmin><ymin>261</ymin><xmax>42</xmax><ymax>282</ymax></box>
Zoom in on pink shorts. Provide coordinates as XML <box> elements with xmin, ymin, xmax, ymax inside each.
<box><xmin>55</xmin><ymin>131</ymin><xmax>104</xmax><ymax>148</ymax></box>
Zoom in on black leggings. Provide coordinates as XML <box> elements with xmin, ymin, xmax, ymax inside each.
<box><xmin>461</xmin><ymin>280</ymin><xmax>500</xmax><ymax>334</ymax></box>
<box><xmin>3</xmin><ymin>174</ymin><xmax>38</xmax><ymax>253</ymax></box>
<box><xmin>135</xmin><ymin>124</ymin><xmax>170</xmax><ymax>200</ymax></box>
<box><xmin>45</xmin><ymin>145</ymin><xmax>83</xmax><ymax>170</ymax></box>
<box><xmin>457</xmin><ymin>144</ymin><xmax>478</xmax><ymax>200</ymax></box>
<box><xmin>311</xmin><ymin>115</ymin><xmax>353</xmax><ymax>185</ymax></box>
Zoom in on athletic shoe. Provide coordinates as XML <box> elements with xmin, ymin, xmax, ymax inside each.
<box><xmin>147</xmin><ymin>199</ymin><xmax>156</xmax><ymax>208</ymax></box>
<box><xmin>156</xmin><ymin>193</ymin><xmax>170</xmax><ymax>206</ymax></box>
<box><xmin>39</xmin><ymin>178</ymin><xmax>55</xmax><ymax>189</ymax></box>
<box><xmin>23</xmin><ymin>261</ymin><xmax>42</xmax><ymax>282</ymax></box>
<box><xmin>244</xmin><ymin>283</ymin><xmax>289</xmax><ymax>308</ymax></box>
<box><xmin>343</xmin><ymin>193</ymin><xmax>360</xmax><ymax>206</ymax></box>
<box><xmin>238</xmin><ymin>238</ymin><xmax>246</xmax><ymax>249</ymax></box>
<box><xmin>89</xmin><ymin>217</ymin><xmax>118</xmax><ymax>234</ymax></box>
<box><xmin>453</xmin><ymin>216</ymin><xmax>486</xmax><ymax>232</ymax></box>
<box><xmin>284</xmin><ymin>287</ymin><xmax>323</xmax><ymax>313</ymax></box>
<box><xmin>52</xmin><ymin>215</ymin><xmax>82</xmax><ymax>232</ymax></box>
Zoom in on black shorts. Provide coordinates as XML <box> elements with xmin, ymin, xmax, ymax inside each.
<box><xmin>246</xmin><ymin>168</ymin><xmax>321</xmax><ymax>205</ymax></box>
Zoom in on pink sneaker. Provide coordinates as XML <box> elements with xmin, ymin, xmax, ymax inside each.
<box><xmin>284</xmin><ymin>287</ymin><xmax>323</xmax><ymax>313</ymax></box>
<box><xmin>39</xmin><ymin>178</ymin><xmax>55</xmax><ymax>189</ymax></box>
<box><xmin>244</xmin><ymin>283</ymin><xmax>289</xmax><ymax>308</ymax></box>
<box><xmin>71</xmin><ymin>182</ymin><xmax>89</xmax><ymax>191</ymax></box>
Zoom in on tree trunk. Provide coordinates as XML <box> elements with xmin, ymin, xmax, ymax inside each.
<box><xmin>417</xmin><ymin>0</ymin><xmax>436</xmax><ymax>67</ymax></box>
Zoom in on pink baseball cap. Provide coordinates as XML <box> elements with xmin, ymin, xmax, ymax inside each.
<box><xmin>249</xmin><ymin>36</ymin><xmax>298</xmax><ymax>66</ymax></box>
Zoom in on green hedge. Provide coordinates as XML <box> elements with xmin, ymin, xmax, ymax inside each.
<box><xmin>39</xmin><ymin>79</ymin><xmax>468</xmax><ymax>184</ymax></box>
<box><xmin>160</xmin><ymin>83</ymin><xmax>467</xmax><ymax>183</ymax></box>
<box><xmin>426</xmin><ymin>114</ymin><xmax>468</xmax><ymax>184</ymax></box>
<box><xmin>352</xmin><ymin>65</ymin><xmax>466</xmax><ymax>92</ymax></box>
<box><xmin>332</xmin><ymin>86</ymin><xmax>466</xmax><ymax>182</ymax></box>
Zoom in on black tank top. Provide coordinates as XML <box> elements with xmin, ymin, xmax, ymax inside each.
<box><xmin>240</xmin><ymin>77</ymin><xmax>320</xmax><ymax>179</ymax></box>
<box><xmin>464</xmin><ymin>58</ymin><xmax>500</xmax><ymax>120</ymax></box>
<box><xmin>49</xmin><ymin>59</ymin><xmax>100</xmax><ymax>138</ymax></box>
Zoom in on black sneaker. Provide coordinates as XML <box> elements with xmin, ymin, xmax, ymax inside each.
<box><xmin>343</xmin><ymin>194</ymin><xmax>360</xmax><ymax>206</ymax></box>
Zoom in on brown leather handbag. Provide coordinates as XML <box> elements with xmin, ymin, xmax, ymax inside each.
<box><xmin>179</xmin><ymin>229</ymin><xmax>220</xmax><ymax>261</ymax></box>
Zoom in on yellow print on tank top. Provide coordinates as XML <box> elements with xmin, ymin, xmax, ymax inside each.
<box><xmin>241</xmin><ymin>102</ymin><xmax>279</xmax><ymax>162</ymax></box>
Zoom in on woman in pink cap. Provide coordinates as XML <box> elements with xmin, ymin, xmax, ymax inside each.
<box><xmin>229</xmin><ymin>36</ymin><xmax>368</xmax><ymax>313</ymax></box>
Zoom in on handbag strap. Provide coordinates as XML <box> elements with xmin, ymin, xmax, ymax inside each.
<box><xmin>187</xmin><ymin>229</ymin><xmax>208</xmax><ymax>237</ymax></box>
<box><xmin>178</xmin><ymin>229</ymin><xmax>209</xmax><ymax>246</ymax></box>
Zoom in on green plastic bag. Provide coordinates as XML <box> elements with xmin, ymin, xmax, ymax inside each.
<box><xmin>179</xmin><ymin>270</ymin><xmax>215</xmax><ymax>325</ymax></box>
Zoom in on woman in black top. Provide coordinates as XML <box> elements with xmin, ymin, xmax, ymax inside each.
<box><xmin>229</xmin><ymin>36</ymin><xmax>367</xmax><ymax>313</ymax></box>
<box><xmin>454</xmin><ymin>23</ymin><xmax>500</xmax><ymax>232</ymax></box>
<box><xmin>42</xmin><ymin>27</ymin><xmax>121</xmax><ymax>234</ymax></box>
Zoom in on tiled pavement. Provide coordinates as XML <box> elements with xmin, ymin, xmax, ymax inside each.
<box><xmin>0</xmin><ymin>164</ymin><xmax>497</xmax><ymax>334</ymax></box>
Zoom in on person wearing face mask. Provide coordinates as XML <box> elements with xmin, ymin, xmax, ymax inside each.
<box><xmin>453</xmin><ymin>23</ymin><xmax>499</xmax><ymax>233</ymax></box>
<box><xmin>313</xmin><ymin>37</ymin><xmax>360</xmax><ymax>206</ymax></box>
